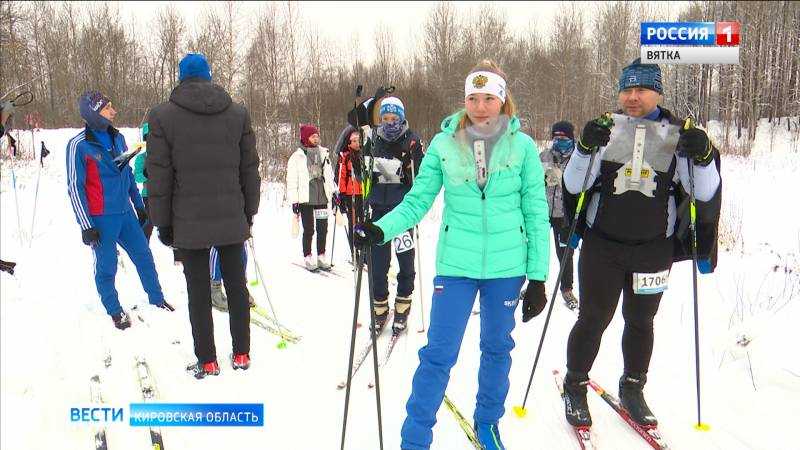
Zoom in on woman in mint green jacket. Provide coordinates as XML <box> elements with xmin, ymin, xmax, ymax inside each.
<box><xmin>355</xmin><ymin>60</ymin><xmax>550</xmax><ymax>450</ymax></box>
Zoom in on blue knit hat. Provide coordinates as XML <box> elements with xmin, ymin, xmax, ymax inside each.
<box><xmin>78</xmin><ymin>90</ymin><xmax>112</xmax><ymax>130</ymax></box>
<box><xmin>619</xmin><ymin>58</ymin><xmax>662</xmax><ymax>94</ymax></box>
<box><xmin>179</xmin><ymin>53</ymin><xmax>212</xmax><ymax>81</ymax></box>
<box><xmin>379</xmin><ymin>97</ymin><xmax>405</xmax><ymax>122</ymax></box>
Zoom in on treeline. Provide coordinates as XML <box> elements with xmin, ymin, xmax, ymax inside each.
<box><xmin>1</xmin><ymin>1</ymin><xmax>798</xmax><ymax>178</ymax></box>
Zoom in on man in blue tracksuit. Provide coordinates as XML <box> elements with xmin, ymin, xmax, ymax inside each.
<box><xmin>67</xmin><ymin>91</ymin><xmax>173</xmax><ymax>330</ymax></box>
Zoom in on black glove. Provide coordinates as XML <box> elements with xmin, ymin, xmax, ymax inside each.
<box><xmin>246</xmin><ymin>215</ymin><xmax>254</xmax><ymax>227</ymax></box>
<box><xmin>577</xmin><ymin>118</ymin><xmax>612</xmax><ymax>154</ymax></box>
<box><xmin>331</xmin><ymin>192</ymin><xmax>341</xmax><ymax>208</ymax></box>
<box><xmin>82</xmin><ymin>228</ymin><xmax>100</xmax><ymax>246</ymax></box>
<box><xmin>353</xmin><ymin>221</ymin><xmax>384</xmax><ymax>248</ymax></box>
<box><xmin>676</xmin><ymin>127</ymin><xmax>713</xmax><ymax>166</ymax></box>
<box><xmin>521</xmin><ymin>280</ymin><xmax>547</xmax><ymax>322</ymax></box>
<box><xmin>136</xmin><ymin>207</ymin><xmax>148</xmax><ymax>226</ymax></box>
<box><xmin>158</xmin><ymin>227</ymin><xmax>174</xmax><ymax>247</ymax></box>
<box><xmin>292</xmin><ymin>203</ymin><xmax>300</xmax><ymax>215</ymax></box>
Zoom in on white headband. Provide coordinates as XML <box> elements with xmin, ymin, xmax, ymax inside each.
<box><xmin>464</xmin><ymin>71</ymin><xmax>506</xmax><ymax>104</ymax></box>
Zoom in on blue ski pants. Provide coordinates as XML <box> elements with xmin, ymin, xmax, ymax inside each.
<box><xmin>400</xmin><ymin>275</ymin><xmax>525</xmax><ymax>450</ymax></box>
<box><xmin>91</xmin><ymin>210</ymin><xmax>164</xmax><ymax>315</ymax></box>
<box><xmin>210</xmin><ymin>244</ymin><xmax>248</xmax><ymax>281</ymax></box>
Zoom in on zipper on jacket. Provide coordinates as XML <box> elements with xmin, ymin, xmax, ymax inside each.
<box><xmin>481</xmin><ymin>192</ymin><xmax>488</xmax><ymax>279</ymax></box>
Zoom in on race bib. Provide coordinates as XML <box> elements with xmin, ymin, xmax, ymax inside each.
<box><xmin>314</xmin><ymin>209</ymin><xmax>329</xmax><ymax>220</ymax></box>
<box><xmin>632</xmin><ymin>269</ymin><xmax>670</xmax><ymax>295</ymax></box>
<box><xmin>392</xmin><ymin>231</ymin><xmax>415</xmax><ymax>253</ymax></box>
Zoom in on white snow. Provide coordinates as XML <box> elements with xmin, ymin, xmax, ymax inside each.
<box><xmin>1</xmin><ymin>123</ymin><xmax>798</xmax><ymax>450</ymax></box>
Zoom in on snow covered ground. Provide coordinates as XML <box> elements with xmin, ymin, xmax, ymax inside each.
<box><xmin>1</xmin><ymin>125</ymin><xmax>798</xmax><ymax>450</ymax></box>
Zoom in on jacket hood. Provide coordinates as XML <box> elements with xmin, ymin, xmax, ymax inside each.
<box><xmin>439</xmin><ymin>111</ymin><xmax>520</xmax><ymax>134</ymax></box>
<box><xmin>169</xmin><ymin>79</ymin><xmax>232</xmax><ymax>115</ymax></box>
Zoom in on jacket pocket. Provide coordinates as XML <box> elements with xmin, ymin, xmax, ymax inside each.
<box><xmin>437</xmin><ymin>224</ymin><xmax>450</xmax><ymax>264</ymax></box>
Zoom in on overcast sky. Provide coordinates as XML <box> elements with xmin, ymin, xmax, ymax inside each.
<box><xmin>110</xmin><ymin>1</ymin><xmax>690</xmax><ymax>63</ymax></box>
<box><xmin>113</xmin><ymin>1</ymin><xmax>572</xmax><ymax>62</ymax></box>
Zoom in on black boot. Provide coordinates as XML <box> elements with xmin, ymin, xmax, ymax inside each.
<box><xmin>563</xmin><ymin>370</ymin><xmax>592</xmax><ymax>427</ymax></box>
<box><xmin>619</xmin><ymin>372</ymin><xmax>658</xmax><ymax>426</ymax></box>
<box><xmin>392</xmin><ymin>295</ymin><xmax>412</xmax><ymax>332</ymax></box>
<box><xmin>370</xmin><ymin>299</ymin><xmax>389</xmax><ymax>334</ymax></box>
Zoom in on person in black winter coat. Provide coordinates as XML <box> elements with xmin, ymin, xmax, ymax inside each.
<box><xmin>146</xmin><ymin>53</ymin><xmax>261</xmax><ymax>379</ymax></box>
<box><xmin>362</xmin><ymin>96</ymin><xmax>425</xmax><ymax>333</ymax></box>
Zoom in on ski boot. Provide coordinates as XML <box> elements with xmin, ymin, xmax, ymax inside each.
<box><xmin>619</xmin><ymin>372</ymin><xmax>658</xmax><ymax>426</ymax></box>
<box><xmin>392</xmin><ymin>295</ymin><xmax>412</xmax><ymax>332</ymax></box>
<box><xmin>475</xmin><ymin>421</ymin><xmax>506</xmax><ymax>449</ymax></box>
<box><xmin>370</xmin><ymin>299</ymin><xmax>390</xmax><ymax>334</ymax></box>
<box><xmin>111</xmin><ymin>310</ymin><xmax>131</xmax><ymax>330</ymax></box>
<box><xmin>230</xmin><ymin>353</ymin><xmax>251</xmax><ymax>370</ymax></box>
<box><xmin>304</xmin><ymin>254</ymin><xmax>318</xmax><ymax>272</ymax></box>
<box><xmin>317</xmin><ymin>253</ymin><xmax>331</xmax><ymax>271</ymax></box>
<box><xmin>563</xmin><ymin>370</ymin><xmax>592</xmax><ymax>427</ymax></box>
<box><xmin>187</xmin><ymin>360</ymin><xmax>220</xmax><ymax>379</ymax></box>
<box><xmin>562</xmin><ymin>289</ymin><xmax>579</xmax><ymax>310</ymax></box>
<box><xmin>211</xmin><ymin>280</ymin><xmax>228</xmax><ymax>311</ymax></box>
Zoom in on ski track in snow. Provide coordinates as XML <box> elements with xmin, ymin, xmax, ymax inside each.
<box><xmin>1</xmin><ymin>127</ymin><xmax>799</xmax><ymax>449</ymax></box>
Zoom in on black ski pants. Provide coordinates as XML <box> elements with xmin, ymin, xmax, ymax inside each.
<box><xmin>551</xmin><ymin>217</ymin><xmax>574</xmax><ymax>291</ymax></box>
<box><xmin>299</xmin><ymin>203</ymin><xmax>328</xmax><ymax>256</ymax></box>
<box><xmin>566</xmin><ymin>228</ymin><xmax>673</xmax><ymax>375</ymax></box>
<box><xmin>340</xmin><ymin>194</ymin><xmax>364</xmax><ymax>260</ymax></box>
<box><xmin>180</xmin><ymin>243</ymin><xmax>250</xmax><ymax>363</ymax></box>
<box><xmin>370</xmin><ymin>208</ymin><xmax>415</xmax><ymax>302</ymax></box>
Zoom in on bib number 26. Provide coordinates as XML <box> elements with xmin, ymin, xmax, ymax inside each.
<box><xmin>392</xmin><ymin>231</ymin><xmax>415</xmax><ymax>254</ymax></box>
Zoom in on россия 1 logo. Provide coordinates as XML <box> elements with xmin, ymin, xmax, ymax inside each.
<box><xmin>640</xmin><ymin>22</ymin><xmax>740</xmax><ymax>64</ymax></box>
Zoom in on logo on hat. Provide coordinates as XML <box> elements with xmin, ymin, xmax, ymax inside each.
<box><xmin>92</xmin><ymin>100</ymin><xmax>105</xmax><ymax>112</ymax></box>
<box><xmin>472</xmin><ymin>75</ymin><xmax>489</xmax><ymax>89</ymax></box>
<box><xmin>627</xmin><ymin>75</ymin><xmax>638</xmax><ymax>84</ymax></box>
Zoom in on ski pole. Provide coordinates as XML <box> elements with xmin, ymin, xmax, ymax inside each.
<box><xmin>409</xmin><ymin>153</ymin><xmax>426</xmax><ymax>333</ymax></box>
<box><xmin>330</xmin><ymin>201</ymin><xmax>337</xmax><ymax>266</ymax></box>
<box><xmin>683</xmin><ymin>118</ymin><xmax>709</xmax><ymax>431</ymax></box>
<box><xmin>514</xmin><ymin>112</ymin><xmax>612</xmax><ymax>418</ymax></box>
<box><xmin>341</xmin><ymin>84</ymin><xmax>385</xmax><ymax>450</ymax></box>
<box><xmin>29</xmin><ymin>155</ymin><xmax>42</xmax><ymax>246</ymax></box>
<box><xmin>247</xmin><ymin>236</ymin><xmax>288</xmax><ymax>350</ymax></box>
<box><xmin>10</xmin><ymin>130</ymin><xmax>26</xmax><ymax>246</ymax></box>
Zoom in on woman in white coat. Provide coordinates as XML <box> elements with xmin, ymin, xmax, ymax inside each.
<box><xmin>286</xmin><ymin>124</ymin><xmax>334</xmax><ymax>271</ymax></box>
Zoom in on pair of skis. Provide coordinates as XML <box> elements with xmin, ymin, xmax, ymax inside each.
<box><xmin>249</xmin><ymin>304</ymin><xmax>301</xmax><ymax>343</ymax></box>
<box><xmin>553</xmin><ymin>370</ymin><xmax>670</xmax><ymax>450</ymax></box>
<box><xmin>90</xmin><ymin>355</ymin><xmax>164</xmax><ymax>450</ymax></box>
<box><xmin>291</xmin><ymin>261</ymin><xmax>346</xmax><ymax>278</ymax></box>
<box><xmin>337</xmin><ymin>311</ymin><xmax>395</xmax><ymax>390</ymax></box>
<box><xmin>367</xmin><ymin>326</ymin><xmax>407</xmax><ymax>389</ymax></box>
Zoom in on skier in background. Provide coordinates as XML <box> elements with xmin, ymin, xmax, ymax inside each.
<box><xmin>361</xmin><ymin>96</ymin><xmax>425</xmax><ymax>333</ymax></box>
<box><xmin>66</xmin><ymin>91</ymin><xmax>173</xmax><ymax>331</ymax></box>
<box><xmin>540</xmin><ymin>120</ymin><xmax>579</xmax><ymax>308</ymax></box>
<box><xmin>286</xmin><ymin>124</ymin><xmax>334</xmax><ymax>271</ymax></box>
<box><xmin>560</xmin><ymin>58</ymin><xmax>722</xmax><ymax>428</ymax></box>
<box><xmin>209</xmin><ymin>244</ymin><xmax>256</xmax><ymax>312</ymax></box>
<box><xmin>332</xmin><ymin>129</ymin><xmax>365</xmax><ymax>265</ymax></box>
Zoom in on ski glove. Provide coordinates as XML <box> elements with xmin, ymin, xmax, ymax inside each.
<box><xmin>246</xmin><ymin>215</ymin><xmax>254</xmax><ymax>227</ymax></box>
<box><xmin>676</xmin><ymin>127</ymin><xmax>713</xmax><ymax>166</ymax></box>
<box><xmin>353</xmin><ymin>221</ymin><xmax>384</xmax><ymax>248</ymax></box>
<box><xmin>292</xmin><ymin>203</ymin><xmax>300</xmax><ymax>215</ymax></box>
<box><xmin>577</xmin><ymin>118</ymin><xmax>612</xmax><ymax>154</ymax></box>
<box><xmin>331</xmin><ymin>192</ymin><xmax>341</xmax><ymax>208</ymax></box>
<box><xmin>136</xmin><ymin>207</ymin><xmax>148</xmax><ymax>226</ymax></box>
<box><xmin>157</xmin><ymin>227</ymin><xmax>174</xmax><ymax>248</ymax></box>
<box><xmin>521</xmin><ymin>280</ymin><xmax>547</xmax><ymax>322</ymax></box>
<box><xmin>82</xmin><ymin>228</ymin><xmax>100</xmax><ymax>247</ymax></box>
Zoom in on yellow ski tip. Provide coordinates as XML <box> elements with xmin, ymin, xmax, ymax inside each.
<box><xmin>250</xmin><ymin>281</ymin><xmax>259</xmax><ymax>286</ymax></box>
<box><xmin>277</xmin><ymin>342</ymin><xmax>287</xmax><ymax>349</ymax></box>
<box><xmin>694</xmin><ymin>423</ymin><xmax>711</xmax><ymax>431</ymax></box>
<box><xmin>513</xmin><ymin>405</ymin><xmax>527</xmax><ymax>418</ymax></box>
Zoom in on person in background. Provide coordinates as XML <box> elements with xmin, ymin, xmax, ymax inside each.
<box><xmin>540</xmin><ymin>120</ymin><xmax>579</xmax><ymax>309</ymax></box>
<box><xmin>66</xmin><ymin>91</ymin><xmax>173</xmax><ymax>331</ymax></box>
<box><xmin>147</xmin><ymin>53</ymin><xmax>260</xmax><ymax>378</ymax></box>
<box><xmin>286</xmin><ymin>124</ymin><xmax>334</xmax><ymax>271</ymax></box>
<box><xmin>332</xmin><ymin>129</ymin><xmax>365</xmax><ymax>265</ymax></box>
<box><xmin>209</xmin><ymin>244</ymin><xmax>256</xmax><ymax>311</ymax></box>
<box><xmin>361</xmin><ymin>96</ymin><xmax>425</xmax><ymax>333</ymax></box>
